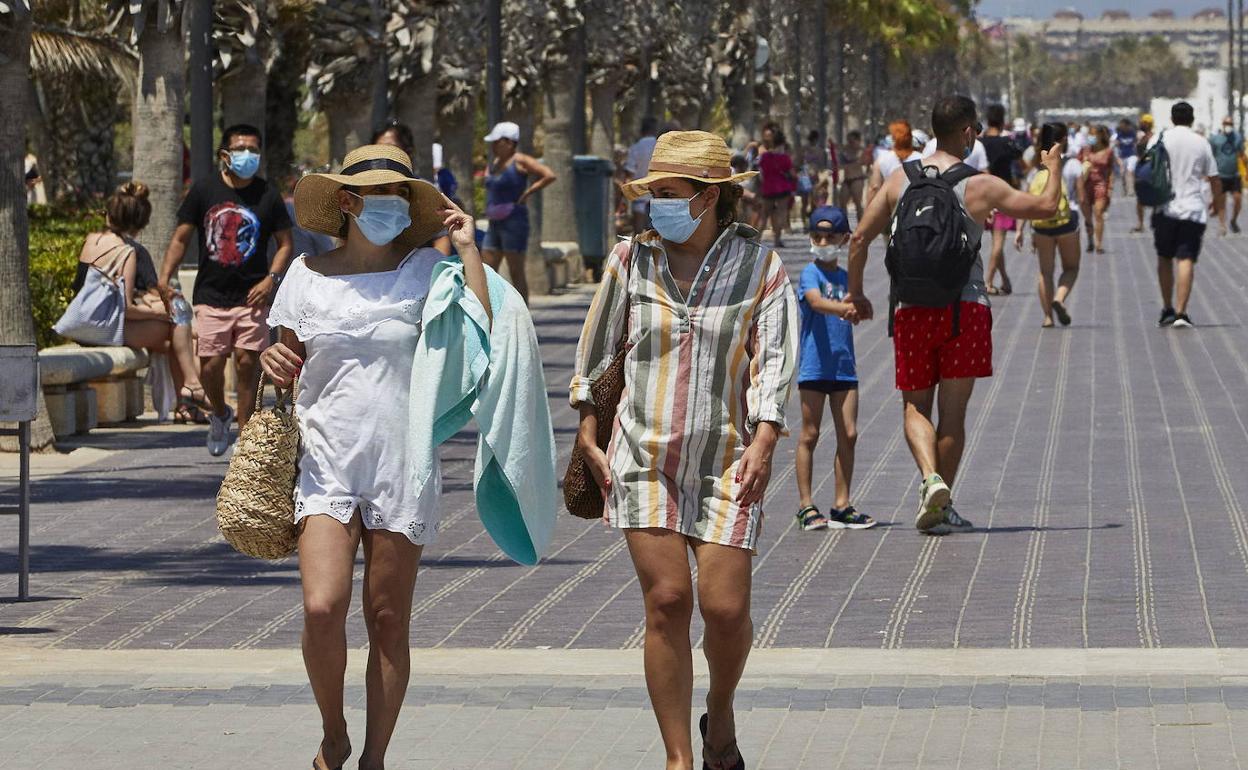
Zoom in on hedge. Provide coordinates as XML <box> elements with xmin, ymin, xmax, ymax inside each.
<box><xmin>28</xmin><ymin>203</ymin><xmax>105</xmax><ymax>350</ymax></box>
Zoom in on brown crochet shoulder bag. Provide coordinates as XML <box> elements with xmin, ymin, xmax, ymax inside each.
<box><xmin>563</xmin><ymin>242</ymin><xmax>637</xmax><ymax>520</ymax></box>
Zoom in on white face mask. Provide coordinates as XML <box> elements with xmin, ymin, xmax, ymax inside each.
<box><xmin>811</xmin><ymin>243</ymin><xmax>844</xmax><ymax>262</ymax></box>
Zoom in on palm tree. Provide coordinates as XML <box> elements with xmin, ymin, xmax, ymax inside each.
<box><xmin>584</xmin><ymin>0</ymin><xmax>641</xmax><ymax>156</ymax></box>
<box><xmin>533</xmin><ymin>0</ymin><xmax>584</xmax><ymax>245</ymax></box>
<box><xmin>387</xmin><ymin>0</ymin><xmax>444</xmax><ymax>180</ymax></box>
<box><xmin>214</xmin><ymin>0</ymin><xmax>275</xmax><ymax>137</ymax></box>
<box><xmin>435</xmin><ymin>0</ymin><xmax>483</xmax><ymax>214</ymax></box>
<box><xmin>305</xmin><ymin>0</ymin><xmax>384</xmax><ymax>165</ymax></box>
<box><xmin>27</xmin><ymin>18</ymin><xmax>137</xmax><ymax>198</ymax></box>
<box><xmin>718</xmin><ymin>0</ymin><xmax>757</xmax><ymax>148</ymax></box>
<box><xmin>659</xmin><ymin>0</ymin><xmax>718</xmax><ymax>133</ymax></box>
<box><xmin>0</xmin><ymin>0</ymin><xmax>55</xmax><ymax>451</ymax></box>
<box><xmin>107</xmin><ymin>0</ymin><xmax>185</xmax><ymax>258</ymax></box>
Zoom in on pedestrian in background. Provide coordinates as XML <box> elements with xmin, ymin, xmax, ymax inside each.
<box><xmin>625</xmin><ymin>116</ymin><xmax>660</xmax><ymax>235</ymax></box>
<box><xmin>480</xmin><ymin>120</ymin><xmax>557</xmax><ymax>304</ymax></box>
<box><xmin>1132</xmin><ymin>114</ymin><xmax>1155</xmax><ymax>233</ymax></box>
<box><xmin>260</xmin><ymin>145</ymin><xmax>491</xmax><ymax>770</ymax></box>
<box><xmin>1210</xmin><ymin>115</ymin><xmax>1245</xmax><ymax>235</ymax></box>
<box><xmin>794</xmin><ymin>205</ymin><xmax>875</xmax><ymax>532</ymax></box>
<box><xmin>756</xmin><ymin>122</ymin><xmax>796</xmax><ymax>247</ymax></box>
<box><xmin>157</xmin><ymin>123</ymin><xmax>294</xmax><ymax>456</ymax></box>
<box><xmin>846</xmin><ymin>94</ymin><xmax>1063</xmax><ymax>535</ymax></box>
<box><xmin>836</xmin><ymin>130</ymin><xmax>869</xmax><ymax>222</ymax></box>
<box><xmin>571</xmin><ymin>130</ymin><xmax>797</xmax><ymax>770</ymax></box>
<box><xmin>981</xmin><ymin>104</ymin><xmax>1023</xmax><ymax>296</ymax></box>
<box><xmin>74</xmin><ymin>182</ymin><xmax>207</xmax><ymax>420</ymax></box>
<box><xmin>1149</xmin><ymin>101</ymin><xmax>1221</xmax><ymax>329</ymax></box>
<box><xmin>1017</xmin><ymin>122</ymin><xmax>1083</xmax><ymax>328</ymax></box>
<box><xmin>1080</xmin><ymin>124</ymin><xmax>1114</xmax><ymax>254</ymax></box>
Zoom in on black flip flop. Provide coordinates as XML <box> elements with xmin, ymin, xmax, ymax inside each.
<box><xmin>700</xmin><ymin>712</ymin><xmax>745</xmax><ymax>770</ymax></box>
<box><xmin>1051</xmin><ymin>300</ymin><xmax>1072</xmax><ymax>327</ymax></box>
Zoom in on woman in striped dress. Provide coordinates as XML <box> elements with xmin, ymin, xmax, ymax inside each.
<box><xmin>571</xmin><ymin>131</ymin><xmax>799</xmax><ymax>770</ymax></box>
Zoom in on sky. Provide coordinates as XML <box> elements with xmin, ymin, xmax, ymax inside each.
<box><xmin>976</xmin><ymin>0</ymin><xmax>1218</xmax><ymax>20</ymax></box>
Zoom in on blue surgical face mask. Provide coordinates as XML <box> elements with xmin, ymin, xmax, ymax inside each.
<box><xmin>227</xmin><ymin>150</ymin><xmax>261</xmax><ymax>179</ymax></box>
<box><xmin>650</xmin><ymin>191</ymin><xmax>706</xmax><ymax>244</ymax></box>
<box><xmin>347</xmin><ymin>192</ymin><xmax>411</xmax><ymax>246</ymax></box>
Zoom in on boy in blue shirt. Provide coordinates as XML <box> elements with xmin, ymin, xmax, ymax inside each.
<box><xmin>795</xmin><ymin>206</ymin><xmax>876</xmax><ymax>531</ymax></box>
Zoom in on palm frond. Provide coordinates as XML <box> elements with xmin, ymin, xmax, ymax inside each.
<box><xmin>31</xmin><ymin>23</ymin><xmax>137</xmax><ymax>81</ymax></box>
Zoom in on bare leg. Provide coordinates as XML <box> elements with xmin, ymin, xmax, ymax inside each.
<box><xmin>935</xmin><ymin>377</ymin><xmax>976</xmax><ymax>488</ymax></box>
<box><xmin>829</xmin><ymin>388</ymin><xmax>859</xmax><ymax>510</ymax></box>
<box><xmin>625</xmin><ymin>529</ymin><xmax>695</xmax><ymax>770</ymax></box>
<box><xmin>1158</xmin><ymin>256</ymin><xmax>1175</xmax><ymax>310</ymax></box>
<box><xmin>299</xmin><ymin>513</ymin><xmax>362</xmax><ymax>770</ymax></box>
<box><xmin>1094</xmin><ymin>198</ymin><xmax>1109</xmax><ymax>252</ymax></box>
<box><xmin>771</xmin><ymin>197</ymin><xmax>790</xmax><ymax>247</ymax></box>
<box><xmin>1036</xmin><ymin>235</ymin><xmax>1057</xmax><ymax>326</ymax></box>
<box><xmin>1135</xmin><ymin>202</ymin><xmax>1146</xmax><ymax>231</ymax></box>
<box><xmin>1219</xmin><ymin>192</ymin><xmax>1229</xmax><ymax>234</ymax></box>
<box><xmin>502</xmin><ymin>249</ymin><xmax>530</xmax><ymax>305</ymax></box>
<box><xmin>901</xmin><ymin>387</ymin><xmax>938</xmax><ymax>478</ymax></box>
<box><xmin>359</xmin><ymin>529</ymin><xmax>423</xmax><ymax>770</ymax></box>
<box><xmin>481</xmin><ymin>247</ymin><xmax>503</xmax><ymax>272</ymax></box>
<box><xmin>233</xmin><ymin>348</ymin><xmax>261</xmax><ymax>428</ymax></box>
<box><xmin>692</xmin><ymin>539</ymin><xmax>753</xmax><ymax>767</ymax></box>
<box><xmin>795</xmin><ymin>390</ymin><xmax>825</xmax><ymax>508</ymax></box>
<box><xmin>1233</xmin><ymin>190</ymin><xmax>1243</xmax><ymax>229</ymax></box>
<box><xmin>1054</xmin><ymin>230</ymin><xmax>1082</xmax><ymax>306</ymax></box>
<box><xmin>986</xmin><ymin>227</ymin><xmax>1010</xmax><ymax>291</ymax></box>
<box><xmin>170</xmin><ymin>324</ymin><xmax>202</xmax><ymax>391</ymax></box>
<box><xmin>1174</xmin><ymin>258</ymin><xmax>1196</xmax><ymax>316</ymax></box>
<box><xmin>199</xmin><ymin>354</ymin><xmax>230</xmax><ymax>418</ymax></box>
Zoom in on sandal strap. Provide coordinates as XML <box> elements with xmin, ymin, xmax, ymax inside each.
<box><xmin>797</xmin><ymin>505</ymin><xmax>822</xmax><ymax>524</ymax></box>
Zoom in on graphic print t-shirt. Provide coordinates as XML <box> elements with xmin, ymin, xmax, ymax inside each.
<box><xmin>797</xmin><ymin>262</ymin><xmax>857</xmax><ymax>384</ymax></box>
<box><xmin>177</xmin><ymin>175</ymin><xmax>291</xmax><ymax>307</ymax></box>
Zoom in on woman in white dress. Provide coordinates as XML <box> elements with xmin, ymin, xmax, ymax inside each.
<box><xmin>259</xmin><ymin>144</ymin><xmax>491</xmax><ymax>770</ymax></box>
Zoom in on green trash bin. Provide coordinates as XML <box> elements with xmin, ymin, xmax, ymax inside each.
<box><xmin>573</xmin><ymin>155</ymin><xmax>615</xmax><ymax>281</ymax></box>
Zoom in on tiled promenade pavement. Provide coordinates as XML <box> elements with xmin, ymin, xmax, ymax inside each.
<box><xmin>2</xmin><ymin>202</ymin><xmax>1248</xmax><ymax>766</ymax></box>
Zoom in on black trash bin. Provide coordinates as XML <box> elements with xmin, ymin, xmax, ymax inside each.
<box><xmin>572</xmin><ymin>155</ymin><xmax>615</xmax><ymax>281</ymax></box>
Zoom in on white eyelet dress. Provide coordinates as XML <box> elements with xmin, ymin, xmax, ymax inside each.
<box><xmin>267</xmin><ymin>247</ymin><xmax>444</xmax><ymax>545</ymax></box>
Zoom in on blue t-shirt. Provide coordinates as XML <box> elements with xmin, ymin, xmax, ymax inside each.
<box><xmin>1210</xmin><ymin>131</ymin><xmax>1244</xmax><ymax>178</ymax></box>
<box><xmin>797</xmin><ymin>261</ymin><xmax>857</xmax><ymax>383</ymax></box>
<box><xmin>1115</xmin><ymin>132</ymin><xmax>1136</xmax><ymax>160</ymax></box>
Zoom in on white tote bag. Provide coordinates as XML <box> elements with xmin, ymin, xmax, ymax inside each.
<box><xmin>53</xmin><ymin>245</ymin><xmax>131</xmax><ymax>347</ymax></box>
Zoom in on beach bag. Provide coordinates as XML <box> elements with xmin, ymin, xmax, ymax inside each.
<box><xmin>885</xmin><ymin>162</ymin><xmax>979</xmax><ymax>337</ymax></box>
<box><xmin>216</xmin><ymin>375</ymin><xmax>300</xmax><ymax>559</ymax></box>
<box><xmin>52</xmin><ymin>245</ymin><xmax>131</xmax><ymax>346</ymax></box>
<box><xmin>563</xmin><ymin>342</ymin><xmax>628</xmax><ymax>520</ymax></box>
<box><xmin>1135</xmin><ymin>130</ymin><xmax>1173</xmax><ymax>207</ymax></box>
<box><xmin>1029</xmin><ymin>168</ymin><xmax>1072</xmax><ymax>231</ymax></box>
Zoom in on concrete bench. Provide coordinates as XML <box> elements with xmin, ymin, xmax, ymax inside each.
<box><xmin>39</xmin><ymin>345</ymin><xmax>150</xmax><ymax>437</ymax></box>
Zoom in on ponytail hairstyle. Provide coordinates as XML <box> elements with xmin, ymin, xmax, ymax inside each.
<box><xmin>105</xmin><ymin>182</ymin><xmax>152</xmax><ymax>234</ymax></box>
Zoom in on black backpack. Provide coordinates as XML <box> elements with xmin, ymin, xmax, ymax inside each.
<box><xmin>1135</xmin><ymin>130</ymin><xmax>1173</xmax><ymax>207</ymax></box>
<box><xmin>885</xmin><ymin>161</ymin><xmax>980</xmax><ymax>337</ymax></box>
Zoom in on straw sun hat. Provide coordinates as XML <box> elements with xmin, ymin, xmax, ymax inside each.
<box><xmin>621</xmin><ymin>130</ymin><xmax>757</xmax><ymax>201</ymax></box>
<box><xmin>293</xmin><ymin>144</ymin><xmax>444</xmax><ymax>249</ymax></box>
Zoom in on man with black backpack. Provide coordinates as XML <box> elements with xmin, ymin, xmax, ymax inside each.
<box><xmin>1144</xmin><ymin>102</ymin><xmax>1222</xmax><ymax>328</ymax></box>
<box><xmin>844</xmin><ymin>95</ymin><xmax>1062</xmax><ymax>535</ymax></box>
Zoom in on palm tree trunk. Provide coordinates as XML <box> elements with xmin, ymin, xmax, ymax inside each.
<box><xmin>131</xmin><ymin>15</ymin><xmax>186</xmax><ymax>263</ymax></box>
<box><xmin>325</xmin><ymin>86</ymin><xmax>375</xmax><ymax>166</ymax></box>
<box><xmin>396</xmin><ymin>69</ymin><xmax>438</xmax><ymax>180</ymax></box>
<box><xmin>0</xmin><ymin>7</ymin><xmax>55</xmax><ymax>451</ymax></box>
<box><xmin>588</xmin><ymin>82</ymin><xmax>616</xmax><ymax>158</ymax></box>
<box><xmin>439</xmin><ymin>101</ymin><xmax>476</xmax><ymax>216</ymax></box>
<box><xmin>186</xmin><ymin>0</ymin><xmax>214</xmax><ymax>181</ymax></box>
<box><xmin>541</xmin><ymin>63</ymin><xmax>578</xmax><ymax>244</ymax></box>
<box><xmin>220</xmin><ymin>60</ymin><xmax>268</xmax><ymax>138</ymax></box>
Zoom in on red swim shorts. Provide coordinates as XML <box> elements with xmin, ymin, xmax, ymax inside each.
<box><xmin>893</xmin><ymin>301</ymin><xmax>993</xmax><ymax>391</ymax></box>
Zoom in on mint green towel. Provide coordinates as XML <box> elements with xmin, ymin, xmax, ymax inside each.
<box><xmin>408</xmin><ymin>260</ymin><xmax>557</xmax><ymax>565</ymax></box>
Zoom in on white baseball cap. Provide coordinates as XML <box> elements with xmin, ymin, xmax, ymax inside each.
<box><xmin>484</xmin><ymin>121</ymin><xmax>521</xmax><ymax>143</ymax></box>
<box><xmin>1013</xmin><ymin>118</ymin><xmax>1027</xmax><ymax>133</ymax></box>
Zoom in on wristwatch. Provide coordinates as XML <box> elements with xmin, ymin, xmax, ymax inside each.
<box><xmin>268</xmin><ymin>272</ymin><xmax>283</xmax><ymax>287</ymax></box>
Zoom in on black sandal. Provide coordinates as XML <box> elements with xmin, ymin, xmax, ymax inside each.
<box><xmin>700</xmin><ymin>713</ymin><xmax>745</xmax><ymax>770</ymax></box>
<box><xmin>795</xmin><ymin>505</ymin><xmax>828</xmax><ymax>531</ymax></box>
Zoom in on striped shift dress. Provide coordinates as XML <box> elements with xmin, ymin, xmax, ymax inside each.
<box><xmin>570</xmin><ymin>224</ymin><xmax>799</xmax><ymax>550</ymax></box>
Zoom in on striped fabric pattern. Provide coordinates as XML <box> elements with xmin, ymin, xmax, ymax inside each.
<box><xmin>570</xmin><ymin>224</ymin><xmax>799</xmax><ymax>550</ymax></box>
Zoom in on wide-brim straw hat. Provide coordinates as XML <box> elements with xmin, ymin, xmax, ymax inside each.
<box><xmin>621</xmin><ymin>130</ymin><xmax>757</xmax><ymax>201</ymax></box>
<box><xmin>293</xmin><ymin>144</ymin><xmax>444</xmax><ymax>249</ymax></box>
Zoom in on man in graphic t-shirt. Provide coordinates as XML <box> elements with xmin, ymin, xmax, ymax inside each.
<box><xmin>157</xmin><ymin>124</ymin><xmax>293</xmax><ymax>456</ymax></box>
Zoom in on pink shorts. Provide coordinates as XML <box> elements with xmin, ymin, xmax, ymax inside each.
<box><xmin>893</xmin><ymin>302</ymin><xmax>993</xmax><ymax>391</ymax></box>
<box><xmin>194</xmin><ymin>304</ymin><xmax>271</xmax><ymax>357</ymax></box>
<box><xmin>989</xmin><ymin>211</ymin><xmax>1017</xmax><ymax>231</ymax></box>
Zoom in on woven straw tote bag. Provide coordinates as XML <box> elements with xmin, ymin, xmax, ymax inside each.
<box><xmin>216</xmin><ymin>375</ymin><xmax>300</xmax><ymax>559</ymax></box>
<box><xmin>563</xmin><ymin>341</ymin><xmax>628</xmax><ymax>520</ymax></box>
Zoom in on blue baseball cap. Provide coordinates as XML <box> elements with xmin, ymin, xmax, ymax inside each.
<box><xmin>809</xmin><ymin>206</ymin><xmax>850</xmax><ymax>233</ymax></box>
